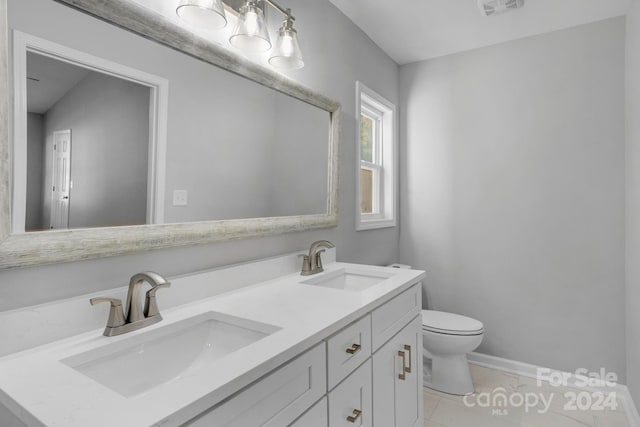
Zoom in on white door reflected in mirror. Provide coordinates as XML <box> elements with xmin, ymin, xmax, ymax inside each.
<box><xmin>49</xmin><ymin>129</ymin><xmax>72</xmax><ymax>230</ymax></box>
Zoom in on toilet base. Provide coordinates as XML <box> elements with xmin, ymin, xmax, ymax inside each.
<box><xmin>423</xmin><ymin>353</ymin><xmax>475</xmax><ymax>396</ymax></box>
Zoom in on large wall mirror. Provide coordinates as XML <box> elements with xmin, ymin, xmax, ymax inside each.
<box><xmin>0</xmin><ymin>0</ymin><xmax>340</xmax><ymax>269</ymax></box>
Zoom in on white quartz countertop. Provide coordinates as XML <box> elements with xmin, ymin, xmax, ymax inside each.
<box><xmin>0</xmin><ymin>261</ymin><xmax>425</xmax><ymax>427</ymax></box>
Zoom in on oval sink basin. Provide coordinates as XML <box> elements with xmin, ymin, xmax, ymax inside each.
<box><xmin>300</xmin><ymin>267</ymin><xmax>395</xmax><ymax>291</ymax></box>
<box><xmin>62</xmin><ymin>311</ymin><xmax>280</xmax><ymax>397</ymax></box>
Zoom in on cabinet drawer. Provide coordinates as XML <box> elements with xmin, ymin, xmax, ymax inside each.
<box><xmin>289</xmin><ymin>397</ymin><xmax>328</xmax><ymax>427</ymax></box>
<box><xmin>327</xmin><ymin>315</ymin><xmax>371</xmax><ymax>390</ymax></box>
<box><xmin>187</xmin><ymin>343</ymin><xmax>327</xmax><ymax>427</ymax></box>
<box><xmin>371</xmin><ymin>284</ymin><xmax>421</xmax><ymax>350</ymax></box>
<box><xmin>328</xmin><ymin>359</ymin><xmax>372</xmax><ymax>427</ymax></box>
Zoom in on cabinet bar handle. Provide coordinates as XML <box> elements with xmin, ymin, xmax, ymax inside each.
<box><xmin>398</xmin><ymin>350</ymin><xmax>407</xmax><ymax>380</ymax></box>
<box><xmin>404</xmin><ymin>344</ymin><xmax>412</xmax><ymax>373</ymax></box>
<box><xmin>347</xmin><ymin>409</ymin><xmax>362</xmax><ymax>423</ymax></box>
<box><xmin>346</xmin><ymin>343</ymin><xmax>361</xmax><ymax>354</ymax></box>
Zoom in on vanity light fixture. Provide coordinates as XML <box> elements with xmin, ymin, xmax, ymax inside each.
<box><xmin>176</xmin><ymin>0</ymin><xmax>227</xmax><ymax>29</ymax></box>
<box><xmin>176</xmin><ymin>0</ymin><xmax>304</xmax><ymax>70</ymax></box>
<box><xmin>229</xmin><ymin>1</ymin><xmax>271</xmax><ymax>52</ymax></box>
<box><xmin>268</xmin><ymin>12</ymin><xmax>304</xmax><ymax>70</ymax></box>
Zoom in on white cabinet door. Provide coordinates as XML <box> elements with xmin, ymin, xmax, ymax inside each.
<box><xmin>371</xmin><ymin>343</ymin><xmax>395</xmax><ymax>427</ymax></box>
<box><xmin>394</xmin><ymin>315</ymin><xmax>423</xmax><ymax>427</ymax></box>
<box><xmin>372</xmin><ymin>315</ymin><xmax>423</xmax><ymax>427</ymax></box>
<box><xmin>328</xmin><ymin>359</ymin><xmax>372</xmax><ymax>427</ymax></box>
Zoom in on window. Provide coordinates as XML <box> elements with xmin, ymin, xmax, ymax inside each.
<box><xmin>356</xmin><ymin>82</ymin><xmax>397</xmax><ymax>230</ymax></box>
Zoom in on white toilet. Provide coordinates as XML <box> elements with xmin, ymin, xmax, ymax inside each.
<box><xmin>422</xmin><ymin>310</ymin><xmax>484</xmax><ymax>395</ymax></box>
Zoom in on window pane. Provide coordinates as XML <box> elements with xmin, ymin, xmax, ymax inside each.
<box><xmin>360</xmin><ymin>114</ymin><xmax>373</xmax><ymax>163</ymax></box>
<box><xmin>360</xmin><ymin>168</ymin><xmax>373</xmax><ymax>214</ymax></box>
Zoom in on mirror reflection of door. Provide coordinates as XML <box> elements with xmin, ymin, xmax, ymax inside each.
<box><xmin>50</xmin><ymin>129</ymin><xmax>71</xmax><ymax>229</ymax></box>
<box><xmin>24</xmin><ymin>51</ymin><xmax>152</xmax><ymax>232</ymax></box>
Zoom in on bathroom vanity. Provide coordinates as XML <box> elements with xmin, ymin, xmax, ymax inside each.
<box><xmin>0</xmin><ymin>251</ymin><xmax>425</xmax><ymax>426</ymax></box>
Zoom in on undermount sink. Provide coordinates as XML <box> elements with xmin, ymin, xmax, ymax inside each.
<box><xmin>300</xmin><ymin>267</ymin><xmax>396</xmax><ymax>291</ymax></box>
<box><xmin>62</xmin><ymin>311</ymin><xmax>280</xmax><ymax>398</ymax></box>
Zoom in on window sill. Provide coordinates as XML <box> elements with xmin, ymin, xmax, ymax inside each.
<box><xmin>356</xmin><ymin>218</ymin><xmax>397</xmax><ymax>231</ymax></box>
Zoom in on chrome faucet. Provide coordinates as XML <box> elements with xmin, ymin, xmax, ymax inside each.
<box><xmin>300</xmin><ymin>240</ymin><xmax>335</xmax><ymax>276</ymax></box>
<box><xmin>90</xmin><ymin>271</ymin><xmax>171</xmax><ymax>337</ymax></box>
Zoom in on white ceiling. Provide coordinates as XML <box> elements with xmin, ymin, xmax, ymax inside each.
<box><xmin>27</xmin><ymin>52</ymin><xmax>90</xmax><ymax>114</ymax></box>
<box><xmin>328</xmin><ymin>0</ymin><xmax>632</xmax><ymax>64</ymax></box>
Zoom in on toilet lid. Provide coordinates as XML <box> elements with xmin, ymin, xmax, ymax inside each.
<box><xmin>421</xmin><ymin>310</ymin><xmax>484</xmax><ymax>335</ymax></box>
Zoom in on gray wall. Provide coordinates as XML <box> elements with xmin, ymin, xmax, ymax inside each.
<box><xmin>399</xmin><ymin>19</ymin><xmax>626</xmax><ymax>377</ymax></box>
<box><xmin>25</xmin><ymin>113</ymin><xmax>43</xmax><ymax>230</ymax></box>
<box><xmin>158</xmin><ymin>61</ymin><xmax>327</xmax><ymax>222</ymax></box>
<box><xmin>42</xmin><ymin>72</ymin><xmax>149</xmax><ymax>229</ymax></box>
<box><xmin>626</xmin><ymin>0</ymin><xmax>640</xmax><ymax>408</ymax></box>
<box><xmin>0</xmin><ymin>0</ymin><xmax>400</xmax><ymax>310</ymax></box>
<box><xmin>162</xmin><ymin>72</ymin><xmax>328</xmax><ymax>222</ymax></box>
<box><xmin>268</xmin><ymin>94</ymin><xmax>329</xmax><ymax>217</ymax></box>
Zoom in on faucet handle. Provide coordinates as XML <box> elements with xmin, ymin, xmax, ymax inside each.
<box><xmin>143</xmin><ymin>283</ymin><xmax>170</xmax><ymax>318</ymax></box>
<box><xmin>90</xmin><ymin>297</ymin><xmax>126</xmax><ymax>328</ymax></box>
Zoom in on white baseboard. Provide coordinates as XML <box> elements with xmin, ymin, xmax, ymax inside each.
<box><xmin>467</xmin><ymin>352</ymin><xmax>640</xmax><ymax>427</ymax></box>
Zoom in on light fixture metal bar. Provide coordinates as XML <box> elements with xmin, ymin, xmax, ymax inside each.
<box><xmin>178</xmin><ymin>0</ymin><xmax>295</xmax><ymax>22</ymax></box>
<box><xmin>223</xmin><ymin>0</ymin><xmax>263</xmax><ymax>14</ymax></box>
<box><xmin>262</xmin><ymin>0</ymin><xmax>294</xmax><ymax>19</ymax></box>
<box><xmin>222</xmin><ymin>0</ymin><xmax>293</xmax><ymax>20</ymax></box>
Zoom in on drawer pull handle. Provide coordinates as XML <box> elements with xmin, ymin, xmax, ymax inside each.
<box><xmin>404</xmin><ymin>344</ymin><xmax>412</xmax><ymax>373</ymax></box>
<box><xmin>398</xmin><ymin>350</ymin><xmax>407</xmax><ymax>380</ymax></box>
<box><xmin>346</xmin><ymin>343</ymin><xmax>361</xmax><ymax>354</ymax></box>
<box><xmin>347</xmin><ymin>409</ymin><xmax>362</xmax><ymax>423</ymax></box>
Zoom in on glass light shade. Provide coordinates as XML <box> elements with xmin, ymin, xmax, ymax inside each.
<box><xmin>176</xmin><ymin>0</ymin><xmax>227</xmax><ymax>29</ymax></box>
<box><xmin>268</xmin><ymin>26</ymin><xmax>304</xmax><ymax>70</ymax></box>
<box><xmin>229</xmin><ymin>2</ymin><xmax>272</xmax><ymax>52</ymax></box>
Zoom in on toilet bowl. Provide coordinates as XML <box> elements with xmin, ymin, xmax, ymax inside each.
<box><xmin>422</xmin><ymin>310</ymin><xmax>484</xmax><ymax>396</ymax></box>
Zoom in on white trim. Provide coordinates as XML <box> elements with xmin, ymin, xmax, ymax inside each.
<box><xmin>355</xmin><ymin>81</ymin><xmax>398</xmax><ymax>231</ymax></box>
<box><xmin>467</xmin><ymin>352</ymin><xmax>640</xmax><ymax>427</ymax></box>
<box><xmin>146</xmin><ymin>73</ymin><xmax>168</xmax><ymax>224</ymax></box>
<box><xmin>11</xmin><ymin>31</ymin><xmax>168</xmax><ymax>232</ymax></box>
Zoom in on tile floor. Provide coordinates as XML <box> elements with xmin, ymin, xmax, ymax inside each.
<box><xmin>423</xmin><ymin>364</ymin><xmax>631</xmax><ymax>427</ymax></box>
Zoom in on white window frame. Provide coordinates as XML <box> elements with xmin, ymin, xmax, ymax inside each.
<box><xmin>356</xmin><ymin>81</ymin><xmax>397</xmax><ymax>231</ymax></box>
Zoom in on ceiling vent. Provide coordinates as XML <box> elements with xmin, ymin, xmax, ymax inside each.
<box><xmin>478</xmin><ymin>0</ymin><xmax>525</xmax><ymax>16</ymax></box>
